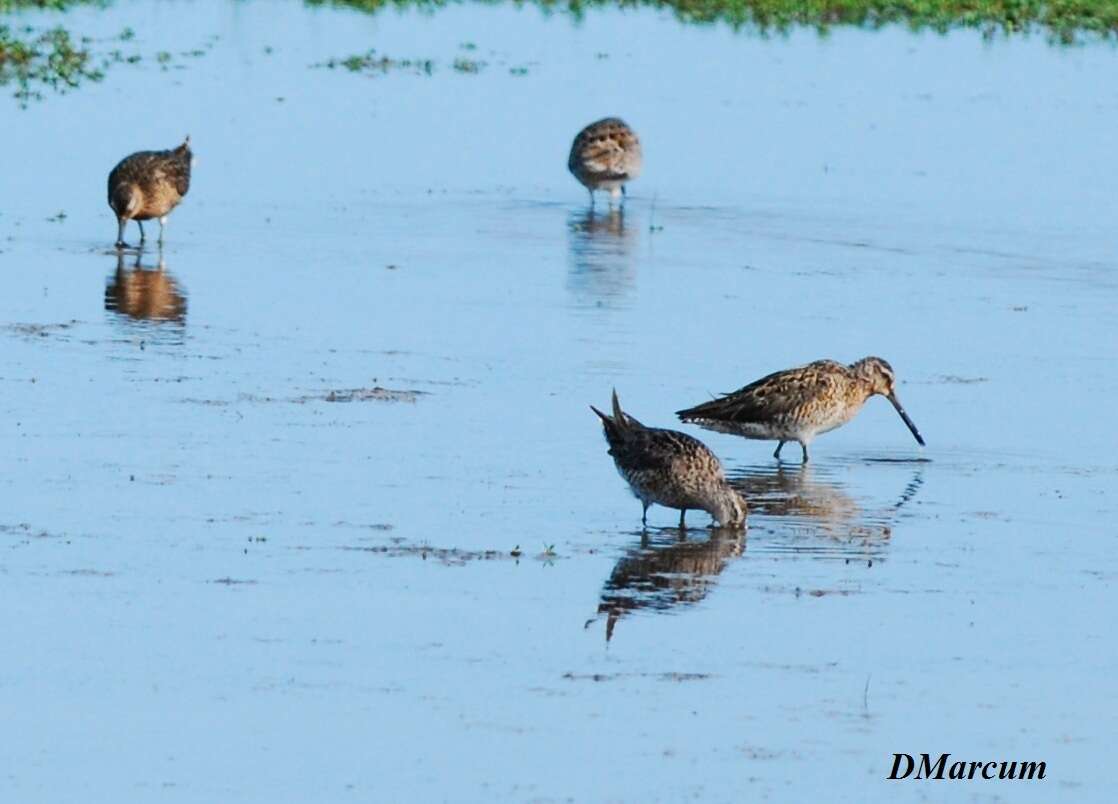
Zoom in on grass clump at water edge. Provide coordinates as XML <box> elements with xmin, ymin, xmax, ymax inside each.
<box><xmin>306</xmin><ymin>0</ymin><xmax>1118</xmax><ymax>41</ymax></box>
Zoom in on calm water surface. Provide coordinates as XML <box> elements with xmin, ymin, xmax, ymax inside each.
<box><xmin>2</xmin><ymin>2</ymin><xmax>1116</xmax><ymax>802</ymax></box>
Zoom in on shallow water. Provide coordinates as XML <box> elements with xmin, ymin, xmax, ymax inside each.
<box><xmin>2</xmin><ymin>2</ymin><xmax>1116</xmax><ymax>802</ymax></box>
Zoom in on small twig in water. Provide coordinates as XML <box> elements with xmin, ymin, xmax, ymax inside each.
<box><xmin>648</xmin><ymin>193</ymin><xmax>664</xmax><ymax>233</ymax></box>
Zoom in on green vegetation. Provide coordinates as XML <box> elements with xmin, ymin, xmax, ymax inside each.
<box><xmin>0</xmin><ymin>25</ymin><xmax>103</xmax><ymax>104</ymax></box>
<box><xmin>313</xmin><ymin>49</ymin><xmax>495</xmax><ymax>75</ymax></box>
<box><xmin>452</xmin><ymin>55</ymin><xmax>485</xmax><ymax>71</ymax></box>
<box><xmin>4</xmin><ymin>0</ymin><xmax>1115</xmax><ymax>106</ymax></box>
<box><xmin>0</xmin><ymin>1</ymin><xmax>103</xmax><ymax>9</ymax></box>
<box><xmin>308</xmin><ymin>0</ymin><xmax>1118</xmax><ymax>41</ymax></box>
<box><xmin>1</xmin><ymin>13</ymin><xmax>212</xmax><ymax>105</ymax></box>
<box><xmin>313</xmin><ymin>49</ymin><xmax>435</xmax><ymax>74</ymax></box>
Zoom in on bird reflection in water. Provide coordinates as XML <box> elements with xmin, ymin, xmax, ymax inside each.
<box><xmin>104</xmin><ymin>250</ymin><xmax>187</xmax><ymax>324</ymax></box>
<box><xmin>728</xmin><ymin>463</ymin><xmax>924</xmax><ymax>551</ymax></box>
<box><xmin>731</xmin><ymin>464</ymin><xmax>860</xmax><ymax>527</ymax></box>
<box><xmin>566</xmin><ymin>207</ymin><xmax>636</xmax><ymax>306</ymax></box>
<box><xmin>589</xmin><ymin>528</ymin><xmax>745</xmax><ymax>642</ymax></box>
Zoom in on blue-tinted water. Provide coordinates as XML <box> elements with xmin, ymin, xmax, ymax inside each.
<box><xmin>1</xmin><ymin>2</ymin><xmax>1116</xmax><ymax>801</ymax></box>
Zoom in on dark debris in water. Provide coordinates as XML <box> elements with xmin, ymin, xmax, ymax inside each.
<box><xmin>935</xmin><ymin>374</ymin><xmax>990</xmax><ymax>384</ymax></box>
<box><xmin>210</xmin><ymin>577</ymin><xmax>258</xmax><ymax>585</ymax></box>
<box><xmin>860</xmin><ymin>456</ymin><xmax>932</xmax><ymax>464</ymax></box>
<box><xmin>266</xmin><ymin>386</ymin><xmax>425</xmax><ymax>404</ymax></box>
<box><xmin>339</xmin><ymin>542</ymin><xmax>520</xmax><ymax>566</ymax></box>
<box><xmin>1</xmin><ymin>522</ymin><xmax>64</xmax><ymax>540</ymax></box>
<box><xmin>313</xmin><ymin>387</ymin><xmax>424</xmax><ymax>403</ymax></box>
<box><xmin>797</xmin><ymin>587</ymin><xmax>858</xmax><ymax>597</ymax></box>
<box><xmin>332</xmin><ymin>535</ymin><xmax>553</xmax><ymax>565</ymax></box>
<box><xmin>561</xmin><ymin>671</ymin><xmax>713</xmax><ymax>682</ymax></box>
<box><xmin>181</xmin><ymin>386</ymin><xmax>426</xmax><ymax>406</ymax></box>
<box><xmin>332</xmin><ymin>520</ymin><xmax>394</xmax><ymax>531</ymax></box>
<box><xmin>1</xmin><ymin>319</ymin><xmax>79</xmax><ymax>339</ymax></box>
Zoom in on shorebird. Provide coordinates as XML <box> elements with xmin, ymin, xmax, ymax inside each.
<box><xmin>107</xmin><ymin>136</ymin><xmax>193</xmax><ymax>248</ymax></box>
<box><xmin>568</xmin><ymin>118</ymin><xmax>642</xmax><ymax>207</ymax></box>
<box><xmin>592</xmin><ymin>390</ymin><xmax>747</xmax><ymax>529</ymax></box>
<box><xmin>676</xmin><ymin>357</ymin><xmax>925</xmax><ymax>463</ymax></box>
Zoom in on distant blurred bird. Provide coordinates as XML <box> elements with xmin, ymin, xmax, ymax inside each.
<box><xmin>107</xmin><ymin>136</ymin><xmax>193</xmax><ymax>248</ymax></box>
<box><xmin>592</xmin><ymin>390</ymin><xmax>747</xmax><ymax>529</ymax></box>
<box><xmin>677</xmin><ymin>357</ymin><xmax>925</xmax><ymax>463</ymax></box>
<box><xmin>568</xmin><ymin>118</ymin><xmax>642</xmax><ymax>207</ymax></box>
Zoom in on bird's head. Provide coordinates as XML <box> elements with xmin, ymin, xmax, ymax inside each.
<box><xmin>851</xmin><ymin>356</ymin><xmax>896</xmax><ymax>397</ymax></box>
<box><xmin>711</xmin><ymin>487</ymin><xmax>748</xmax><ymax>529</ymax></box>
<box><xmin>851</xmin><ymin>356</ymin><xmax>924</xmax><ymax>447</ymax></box>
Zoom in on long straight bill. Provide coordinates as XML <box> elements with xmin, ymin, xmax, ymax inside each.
<box><xmin>888</xmin><ymin>394</ymin><xmax>925</xmax><ymax>446</ymax></box>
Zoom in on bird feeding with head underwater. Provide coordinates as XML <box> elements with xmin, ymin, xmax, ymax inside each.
<box><xmin>107</xmin><ymin>135</ymin><xmax>193</xmax><ymax>249</ymax></box>
<box><xmin>592</xmin><ymin>390</ymin><xmax>748</xmax><ymax>529</ymax></box>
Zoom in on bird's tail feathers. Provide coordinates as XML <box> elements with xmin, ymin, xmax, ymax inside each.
<box><xmin>610</xmin><ymin>389</ymin><xmax>628</xmax><ymax>430</ymax></box>
<box><xmin>590</xmin><ymin>403</ymin><xmax>622</xmax><ymax>445</ymax></box>
<box><xmin>592</xmin><ymin>389</ymin><xmax>644</xmax><ymax>446</ymax></box>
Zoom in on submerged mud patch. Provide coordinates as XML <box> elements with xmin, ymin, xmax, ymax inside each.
<box><xmin>180</xmin><ymin>386</ymin><xmax>427</xmax><ymax>406</ymax></box>
<box><xmin>316</xmin><ymin>532</ymin><xmax>557</xmax><ymax>565</ymax></box>
<box><xmin>57</xmin><ymin>568</ymin><xmax>114</xmax><ymax>577</ymax></box>
<box><xmin>330</xmin><ymin>520</ymin><xmax>394</xmax><ymax>531</ymax></box>
<box><xmin>337</xmin><ymin>541</ymin><xmax>525</xmax><ymax>566</ymax></box>
<box><xmin>2</xmin><ymin>319</ymin><xmax>79</xmax><ymax>339</ymax></box>
<box><xmin>933</xmin><ymin>374</ymin><xmax>990</xmax><ymax>384</ymax></box>
<box><xmin>1</xmin><ymin>522</ymin><xmax>68</xmax><ymax>540</ymax></box>
<box><xmin>561</xmin><ymin>671</ymin><xmax>714</xmax><ymax>682</ymax></box>
<box><xmin>310</xmin><ymin>387</ymin><xmax>424</xmax><ymax>403</ymax></box>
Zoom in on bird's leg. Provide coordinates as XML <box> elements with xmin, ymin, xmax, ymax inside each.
<box><xmin>137</xmin><ymin>221</ymin><xmax>146</xmax><ymax>244</ymax></box>
<box><xmin>158</xmin><ymin>215</ymin><xmax>167</xmax><ymax>245</ymax></box>
<box><xmin>115</xmin><ymin>218</ymin><xmax>127</xmax><ymax>249</ymax></box>
<box><xmin>679</xmin><ymin>509</ymin><xmax>687</xmax><ymax>529</ymax></box>
<box><xmin>588</xmin><ymin>188</ymin><xmax>595</xmax><ymax>209</ymax></box>
<box><xmin>773</xmin><ymin>441</ymin><xmax>785</xmax><ymax>460</ymax></box>
<box><xmin>800</xmin><ymin>442</ymin><xmax>810</xmax><ymax>463</ymax></box>
<box><xmin>621</xmin><ymin>184</ymin><xmax>627</xmax><ymax>205</ymax></box>
<box><xmin>641</xmin><ymin>502</ymin><xmax>650</xmax><ymax>528</ymax></box>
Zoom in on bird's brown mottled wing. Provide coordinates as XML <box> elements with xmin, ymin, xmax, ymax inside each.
<box><xmin>167</xmin><ymin>154</ymin><xmax>191</xmax><ymax>196</ymax></box>
<box><xmin>578</xmin><ymin>134</ymin><xmax>630</xmax><ymax>179</ymax></box>
<box><xmin>570</xmin><ymin>119</ymin><xmax>639</xmax><ymax>180</ymax></box>
<box><xmin>611</xmin><ymin>427</ymin><xmax>713</xmax><ymax>474</ymax></box>
<box><xmin>678</xmin><ymin>361</ymin><xmax>847</xmax><ymax>424</ymax></box>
